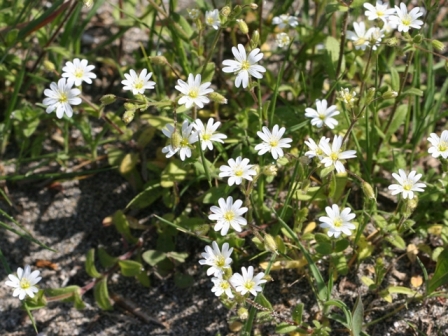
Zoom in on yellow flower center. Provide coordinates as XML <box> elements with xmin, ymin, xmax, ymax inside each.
<box><xmin>223</xmin><ymin>211</ymin><xmax>235</xmax><ymax>222</ymax></box>
<box><xmin>234</xmin><ymin>169</ymin><xmax>244</xmax><ymax>177</ymax></box>
<box><xmin>180</xmin><ymin>138</ymin><xmax>189</xmax><ymax>147</ymax></box>
<box><xmin>241</xmin><ymin>60</ymin><xmax>251</xmax><ymax>71</ymax></box>
<box><xmin>330</xmin><ymin>152</ymin><xmax>339</xmax><ymax>161</ymax></box>
<box><xmin>376</xmin><ymin>10</ymin><xmax>384</xmax><ymax>17</ymax></box>
<box><xmin>188</xmin><ymin>89</ymin><xmax>199</xmax><ymax>98</ymax></box>
<box><xmin>333</xmin><ymin>218</ymin><xmax>343</xmax><ymax>228</ymax></box>
<box><xmin>203</xmin><ymin>133</ymin><xmax>211</xmax><ymax>141</ymax></box>
<box><xmin>134</xmin><ymin>79</ymin><xmax>144</xmax><ymax>90</ymax></box>
<box><xmin>403</xmin><ymin>183</ymin><xmax>412</xmax><ymax>191</ymax></box>
<box><xmin>354</xmin><ymin>37</ymin><xmax>367</xmax><ymax>46</ymax></box>
<box><xmin>438</xmin><ymin>141</ymin><xmax>448</xmax><ymax>152</ymax></box>
<box><xmin>20</xmin><ymin>278</ymin><xmax>31</xmax><ymax>289</ymax></box>
<box><xmin>206</xmin><ymin>17</ymin><xmax>214</xmax><ymax>24</ymax></box>
<box><xmin>318</xmin><ymin>114</ymin><xmax>326</xmax><ymax>120</ymax></box>
<box><xmin>74</xmin><ymin>68</ymin><xmax>84</xmax><ymax>78</ymax></box>
<box><xmin>402</xmin><ymin>15</ymin><xmax>412</xmax><ymax>26</ymax></box>
<box><xmin>269</xmin><ymin>140</ymin><xmax>278</xmax><ymax>147</ymax></box>
<box><xmin>244</xmin><ymin>280</ymin><xmax>255</xmax><ymax>291</ymax></box>
<box><xmin>58</xmin><ymin>93</ymin><xmax>68</xmax><ymax>103</ymax></box>
<box><xmin>215</xmin><ymin>255</ymin><xmax>226</xmax><ymax>268</ymax></box>
<box><xmin>220</xmin><ymin>281</ymin><xmax>230</xmax><ymax>290</ymax></box>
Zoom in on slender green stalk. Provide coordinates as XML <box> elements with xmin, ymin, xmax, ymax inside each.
<box><xmin>197</xmin><ymin>138</ymin><xmax>212</xmax><ymax>188</ymax></box>
<box><xmin>200</xmin><ymin>29</ymin><xmax>222</xmax><ymax>76</ymax></box>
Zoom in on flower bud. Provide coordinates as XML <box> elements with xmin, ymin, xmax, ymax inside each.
<box><xmin>187</xmin><ymin>8</ymin><xmax>200</xmax><ymax>20</ymax></box>
<box><xmin>431</xmin><ymin>39</ymin><xmax>445</xmax><ymax>52</ymax></box>
<box><xmin>221</xmin><ymin>6</ymin><xmax>231</xmax><ymax>17</ymax></box>
<box><xmin>83</xmin><ymin>0</ymin><xmax>94</xmax><ymax>8</ymax></box>
<box><xmin>122</xmin><ymin>110</ymin><xmax>135</xmax><ymax>124</ymax></box>
<box><xmin>238</xmin><ymin>307</ymin><xmax>249</xmax><ymax>320</ymax></box>
<box><xmin>362</xmin><ymin>181</ymin><xmax>376</xmax><ymax>200</ymax></box>
<box><xmin>250</xmin><ymin>30</ymin><xmax>260</xmax><ymax>49</ymax></box>
<box><xmin>170</xmin><ymin>130</ymin><xmax>182</xmax><ymax>149</ymax></box>
<box><xmin>230</xmin><ymin>5</ymin><xmax>242</xmax><ymax>18</ymax></box>
<box><xmin>412</xmin><ymin>34</ymin><xmax>423</xmax><ymax>44</ymax></box>
<box><xmin>385</xmin><ymin>37</ymin><xmax>399</xmax><ymax>47</ymax></box>
<box><xmin>124</xmin><ymin>102</ymin><xmax>137</xmax><ymax>111</ymax></box>
<box><xmin>249</xmin><ymin>3</ymin><xmax>258</xmax><ymax>9</ymax></box>
<box><xmin>237</xmin><ymin>19</ymin><xmax>249</xmax><ymax>34</ymax></box>
<box><xmin>262</xmin><ymin>164</ymin><xmax>277</xmax><ymax>176</ymax></box>
<box><xmin>366</xmin><ymin>87</ymin><xmax>376</xmax><ymax>104</ymax></box>
<box><xmin>382</xmin><ymin>91</ymin><xmax>398</xmax><ymax>99</ymax></box>
<box><xmin>148</xmin><ymin>56</ymin><xmax>168</xmax><ymax>65</ymax></box>
<box><xmin>100</xmin><ymin>94</ymin><xmax>117</xmax><ymax>105</ymax></box>
<box><xmin>264</xmin><ymin>234</ymin><xmax>277</xmax><ymax>253</ymax></box>
<box><xmin>43</xmin><ymin>60</ymin><xmax>56</xmax><ymax>71</ymax></box>
<box><xmin>209</xmin><ymin>92</ymin><xmax>228</xmax><ymax>104</ymax></box>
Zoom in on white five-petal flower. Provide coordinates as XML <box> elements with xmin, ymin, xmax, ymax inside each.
<box><xmin>388</xmin><ymin>169</ymin><xmax>426</xmax><ymax>199</ymax></box>
<box><xmin>305</xmin><ymin>137</ymin><xmax>330</xmax><ymax>160</ymax></box>
<box><xmin>319</xmin><ymin>204</ymin><xmax>356</xmax><ymax>238</ymax></box>
<box><xmin>161</xmin><ymin>120</ymin><xmax>198</xmax><ymax>161</ymax></box>
<box><xmin>219</xmin><ymin>156</ymin><xmax>257</xmax><ymax>186</ymax></box>
<box><xmin>222</xmin><ymin>44</ymin><xmax>266</xmax><ymax>89</ymax></box>
<box><xmin>428</xmin><ymin>131</ymin><xmax>448</xmax><ymax>159</ymax></box>
<box><xmin>347</xmin><ymin>22</ymin><xmax>370</xmax><ymax>51</ymax></box>
<box><xmin>230</xmin><ymin>266</ymin><xmax>267</xmax><ymax>297</ymax></box>
<box><xmin>305</xmin><ymin>99</ymin><xmax>340</xmax><ymax>129</ymax></box>
<box><xmin>254</xmin><ymin>125</ymin><xmax>292</xmax><ymax>159</ymax></box>
<box><xmin>187</xmin><ymin>8</ymin><xmax>200</xmax><ymax>20</ymax></box>
<box><xmin>319</xmin><ymin>135</ymin><xmax>357</xmax><ymax>173</ymax></box>
<box><xmin>276</xmin><ymin>32</ymin><xmax>291</xmax><ymax>48</ymax></box>
<box><xmin>205</xmin><ymin>9</ymin><xmax>220</xmax><ymax>30</ymax></box>
<box><xmin>211</xmin><ymin>275</ymin><xmax>234</xmax><ymax>298</ymax></box>
<box><xmin>121</xmin><ymin>69</ymin><xmax>156</xmax><ymax>95</ymax></box>
<box><xmin>363</xmin><ymin>1</ymin><xmax>395</xmax><ymax>22</ymax></box>
<box><xmin>272</xmin><ymin>14</ymin><xmax>299</xmax><ymax>29</ymax></box>
<box><xmin>61</xmin><ymin>58</ymin><xmax>96</xmax><ymax>86</ymax></box>
<box><xmin>198</xmin><ymin>241</ymin><xmax>233</xmax><ymax>276</ymax></box>
<box><xmin>175</xmin><ymin>74</ymin><xmax>214</xmax><ymax>109</ymax></box>
<box><xmin>388</xmin><ymin>2</ymin><xmax>424</xmax><ymax>33</ymax></box>
<box><xmin>193</xmin><ymin>118</ymin><xmax>227</xmax><ymax>151</ymax></box>
<box><xmin>5</xmin><ymin>265</ymin><xmax>42</xmax><ymax>300</ymax></box>
<box><xmin>43</xmin><ymin>78</ymin><xmax>82</xmax><ymax>119</ymax></box>
<box><xmin>209</xmin><ymin>196</ymin><xmax>248</xmax><ymax>235</ymax></box>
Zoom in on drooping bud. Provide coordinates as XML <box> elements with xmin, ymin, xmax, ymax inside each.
<box><xmin>100</xmin><ymin>94</ymin><xmax>117</xmax><ymax>105</ymax></box>
<box><xmin>264</xmin><ymin>234</ymin><xmax>278</xmax><ymax>253</ymax></box>
<box><xmin>262</xmin><ymin>164</ymin><xmax>278</xmax><ymax>176</ymax></box>
<box><xmin>238</xmin><ymin>307</ymin><xmax>249</xmax><ymax>320</ymax></box>
<box><xmin>209</xmin><ymin>92</ymin><xmax>228</xmax><ymax>104</ymax></box>
<box><xmin>237</xmin><ymin>19</ymin><xmax>249</xmax><ymax>34</ymax></box>
<box><xmin>382</xmin><ymin>91</ymin><xmax>398</xmax><ymax>99</ymax></box>
<box><xmin>362</xmin><ymin>181</ymin><xmax>376</xmax><ymax>200</ymax></box>
<box><xmin>148</xmin><ymin>56</ymin><xmax>168</xmax><ymax>65</ymax></box>
<box><xmin>124</xmin><ymin>102</ymin><xmax>137</xmax><ymax>111</ymax></box>
<box><xmin>431</xmin><ymin>39</ymin><xmax>445</xmax><ymax>52</ymax></box>
<box><xmin>122</xmin><ymin>110</ymin><xmax>135</xmax><ymax>124</ymax></box>
<box><xmin>43</xmin><ymin>60</ymin><xmax>56</xmax><ymax>71</ymax></box>
<box><xmin>249</xmin><ymin>3</ymin><xmax>258</xmax><ymax>9</ymax></box>
<box><xmin>83</xmin><ymin>0</ymin><xmax>94</xmax><ymax>8</ymax></box>
<box><xmin>250</xmin><ymin>30</ymin><xmax>260</xmax><ymax>49</ymax></box>
<box><xmin>221</xmin><ymin>6</ymin><xmax>231</xmax><ymax>17</ymax></box>
<box><xmin>412</xmin><ymin>34</ymin><xmax>423</xmax><ymax>44</ymax></box>
<box><xmin>385</xmin><ymin>37</ymin><xmax>399</xmax><ymax>47</ymax></box>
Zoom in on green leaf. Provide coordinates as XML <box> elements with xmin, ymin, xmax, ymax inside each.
<box><xmin>112</xmin><ymin>210</ymin><xmax>138</xmax><ymax>244</ymax></box>
<box><xmin>140</xmin><ymin>115</ymin><xmax>172</xmax><ymax>130</ymax></box>
<box><xmin>351</xmin><ymin>295</ymin><xmax>364</xmax><ymax>336</ymax></box>
<box><xmin>93</xmin><ymin>277</ymin><xmax>113</xmax><ymax>310</ymax></box>
<box><xmin>118</xmin><ymin>260</ymin><xmax>142</xmax><ymax>277</ymax></box>
<box><xmin>174</xmin><ymin>272</ymin><xmax>194</xmax><ymax>288</ymax></box>
<box><xmin>169</xmin><ymin>12</ymin><xmax>194</xmax><ymax>42</ymax></box>
<box><xmin>119</xmin><ymin>153</ymin><xmax>139</xmax><ymax>175</ymax></box>
<box><xmin>161</xmin><ymin>160</ymin><xmax>189</xmax><ymax>188</ymax></box>
<box><xmin>292</xmin><ymin>303</ymin><xmax>304</xmax><ymax>325</ymax></box>
<box><xmin>201</xmin><ymin>62</ymin><xmax>216</xmax><ymax>83</ymax></box>
<box><xmin>386</xmin><ymin>233</ymin><xmax>406</xmax><ymax>250</ymax></box>
<box><xmin>324</xmin><ymin>36</ymin><xmax>343</xmax><ymax>80</ymax></box>
<box><xmin>85</xmin><ymin>249</ymin><xmax>101</xmax><ymax>278</ymax></box>
<box><xmin>257</xmin><ymin>293</ymin><xmax>273</xmax><ymax>310</ymax></box>
<box><xmin>142</xmin><ymin>249</ymin><xmax>166</xmax><ymax>266</ymax></box>
<box><xmin>97</xmin><ymin>247</ymin><xmax>118</xmax><ymax>268</ymax></box>
<box><xmin>387</xmin><ymin>286</ymin><xmax>418</xmax><ymax>296</ymax></box>
<box><xmin>166</xmin><ymin>251</ymin><xmax>189</xmax><ymax>263</ymax></box>
<box><xmin>385</xmin><ymin>104</ymin><xmax>408</xmax><ymax>140</ymax></box>
<box><xmin>275</xmin><ymin>322</ymin><xmax>299</xmax><ymax>334</ymax></box>
<box><xmin>126</xmin><ymin>180</ymin><xmax>163</xmax><ymax>209</ymax></box>
<box><xmin>427</xmin><ymin>247</ymin><xmax>448</xmax><ymax>295</ymax></box>
<box><xmin>25</xmin><ymin>290</ymin><xmax>47</xmax><ymax>310</ymax></box>
<box><xmin>403</xmin><ymin>88</ymin><xmax>424</xmax><ymax>96</ymax></box>
<box><xmin>45</xmin><ymin>286</ymin><xmax>85</xmax><ymax>309</ymax></box>
<box><xmin>136</xmin><ymin>270</ymin><xmax>151</xmax><ymax>288</ymax></box>
<box><xmin>390</xmin><ymin>67</ymin><xmax>400</xmax><ymax>92</ymax></box>
<box><xmin>335</xmin><ymin>239</ymin><xmax>350</xmax><ymax>252</ymax></box>
<box><xmin>315</xmin><ymin>242</ymin><xmax>332</xmax><ymax>255</ymax></box>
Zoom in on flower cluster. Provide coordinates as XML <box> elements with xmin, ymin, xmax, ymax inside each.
<box><xmin>199</xmin><ymin>241</ymin><xmax>266</xmax><ymax>299</ymax></box>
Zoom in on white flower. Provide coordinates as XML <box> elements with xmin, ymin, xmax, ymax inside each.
<box><xmin>222</xmin><ymin>44</ymin><xmax>266</xmax><ymax>89</ymax></box>
<box><xmin>254</xmin><ymin>125</ymin><xmax>292</xmax><ymax>159</ymax></box>
<box><xmin>205</xmin><ymin>9</ymin><xmax>220</xmax><ymax>30</ymax></box>
<box><xmin>211</xmin><ymin>275</ymin><xmax>234</xmax><ymax>298</ymax></box>
<box><xmin>5</xmin><ymin>265</ymin><xmax>42</xmax><ymax>300</ymax></box>
<box><xmin>121</xmin><ymin>69</ymin><xmax>156</xmax><ymax>95</ymax></box>
<box><xmin>305</xmin><ymin>137</ymin><xmax>330</xmax><ymax>160</ymax></box>
<box><xmin>388</xmin><ymin>3</ymin><xmax>424</xmax><ymax>33</ymax></box>
<box><xmin>319</xmin><ymin>204</ymin><xmax>356</xmax><ymax>238</ymax></box>
<box><xmin>367</xmin><ymin>27</ymin><xmax>384</xmax><ymax>50</ymax></box>
<box><xmin>43</xmin><ymin>78</ymin><xmax>82</xmax><ymax>119</ymax></box>
<box><xmin>363</xmin><ymin>1</ymin><xmax>395</xmax><ymax>22</ymax></box>
<box><xmin>388</xmin><ymin>169</ymin><xmax>426</xmax><ymax>199</ymax></box>
<box><xmin>161</xmin><ymin>120</ymin><xmax>198</xmax><ymax>161</ymax></box>
<box><xmin>187</xmin><ymin>8</ymin><xmax>200</xmax><ymax>20</ymax></box>
<box><xmin>193</xmin><ymin>118</ymin><xmax>227</xmax><ymax>151</ymax></box>
<box><xmin>209</xmin><ymin>196</ymin><xmax>248</xmax><ymax>235</ymax></box>
<box><xmin>230</xmin><ymin>266</ymin><xmax>267</xmax><ymax>296</ymax></box>
<box><xmin>61</xmin><ymin>58</ymin><xmax>96</xmax><ymax>86</ymax></box>
<box><xmin>428</xmin><ymin>131</ymin><xmax>448</xmax><ymax>159</ymax></box>
<box><xmin>305</xmin><ymin>99</ymin><xmax>340</xmax><ymax>129</ymax></box>
<box><xmin>175</xmin><ymin>74</ymin><xmax>214</xmax><ymax>109</ymax></box>
<box><xmin>338</xmin><ymin>88</ymin><xmax>358</xmax><ymax>108</ymax></box>
<box><xmin>347</xmin><ymin>22</ymin><xmax>370</xmax><ymax>51</ymax></box>
<box><xmin>198</xmin><ymin>241</ymin><xmax>233</xmax><ymax>276</ymax></box>
<box><xmin>219</xmin><ymin>156</ymin><xmax>257</xmax><ymax>186</ymax></box>
<box><xmin>272</xmin><ymin>14</ymin><xmax>299</xmax><ymax>29</ymax></box>
<box><xmin>319</xmin><ymin>135</ymin><xmax>357</xmax><ymax>173</ymax></box>
<box><xmin>276</xmin><ymin>32</ymin><xmax>291</xmax><ymax>48</ymax></box>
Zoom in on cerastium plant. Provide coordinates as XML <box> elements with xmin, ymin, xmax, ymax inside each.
<box><xmin>2</xmin><ymin>0</ymin><xmax>448</xmax><ymax>335</ymax></box>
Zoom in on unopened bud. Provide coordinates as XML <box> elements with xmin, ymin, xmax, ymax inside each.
<box><xmin>124</xmin><ymin>102</ymin><xmax>137</xmax><ymax>111</ymax></box>
<box><xmin>43</xmin><ymin>60</ymin><xmax>55</xmax><ymax>71</ymax></box>
<box><xmin>362</xmin><ymin>181</ymin><xmax>376</xmax><ymax>200</ymax></box>
<box><xmin>250</xmin><ymin>30</ymin><xmax>260</xmax><ymax>49</ymax></box>
<box><xmin>100</xmin><ymin>94</ymin><xmax>117</xmax><ymax>105</ymax></box>
<box><xmin>209</xmin><ymin>92</ymin><xmax>227</xmax><ymax>104</ymax></box>
<box><xmin>431</xmin><ymin>39</ymin><xmax>445</xmax><ymax>52</ymax></box>
<box><xmin>148</xmin><ymin>56</ymin><xmax>168</xmax><ymax>65</ymax></box>
<box><xmin>404</xmin><ymin>197</ymin><xmax>418</xmax><ymax>217</ymax></box>
<box><xmin>187</xmin><ymin>8</ymin><xmax>200</xmax><ymax>20</ymax></box>
<box><xmin>412</xmin><ymin>34</ymin><xmax>423</xmax><ymax>44</ymax></box>
<box><xmin>170</xmin><ymin>130</ymin><xmax>181</xmax><ymax>149</ymax></box>
<box><xmin>83</xmin><ymin>0</ymin><xmax>94</xmax><ymax>8</ymax></box>
<box><xmin>264</xmin><ymin>234</ymin><xmax>277</xmax><ymax>253</ymax></box>
<box><xmin>366</xmin><ymin>87</ymin><xmax>376</xmax><ymax>103</ymax></box>
<box><xmin>382</xmin><ymin>91</ymin><xmax>398</xmax><ymax>99</ymax></box>
<box><xmin>249</xmin><ymin>3</ymin><xmax>258</xmax><ymax>9</ymax></box>
<box><xmin>122</xmin><ymin>110</ymin><xmax>135</xmax><ymax>124</ymax></box>
<box><xmin>221</xmin><ymin>6</ymin><xmax>231</xmax><ymax>17</ymax></box>
<box><xmin>238</xmin><ymin>307</ymin><xmax>249</xmax><ymax>320</ymax></box>
<box><xmin>385</xmin><ymin>37</ymin><xmax>399</xmax><ymax>47</ymax></box>
<box><xmin>237</xmin><ymin>19</ymin><xmax>249</xmax><ymax>34</ymax></box>
<box><xmin>262</xmin><ymin>164</ymin><xmax>277</xmax><ymax>176</ymax></box>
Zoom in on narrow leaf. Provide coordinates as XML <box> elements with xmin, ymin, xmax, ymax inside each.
<box><xmin>85</xmin><ymin>249</ymin><xmax>101</xmax><ymax>278</ymax></box>
<box><xmin>427</xmin><ymin>247</ymin><xmax>448</xmax><ymax>295</ymax></box>
<box><xmin>94</xmin><ymin>277</ymin><xmax>113</xmax><ymax>310</ymax></box>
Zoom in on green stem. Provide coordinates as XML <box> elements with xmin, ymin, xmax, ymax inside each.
<box><xmin>200</xmin><ymin>28</ymin><xmax>222</xmax><ymax>77</ymax></box>
<box><xmin>197</xmin><ymin>139</ymin><xmax>212</xmax><ymax>188</ymax></box>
